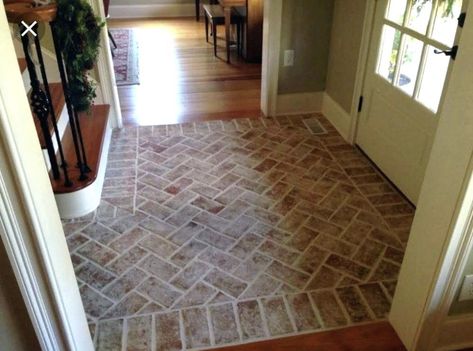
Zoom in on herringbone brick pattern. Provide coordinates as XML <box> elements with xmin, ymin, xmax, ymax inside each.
<box><xmin>63</xmin><ymin>114</ymin><xmax>415</xmax><ymax>350</ymax></box>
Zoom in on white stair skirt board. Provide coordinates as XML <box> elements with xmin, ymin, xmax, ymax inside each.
<box><xmin>109</xmin><ymin>4</ymin><xmax>195</xmax><ymax>19</ymax></box>
<box><xmin>54</xmin><ymin>121</ymin><xmax>112</xmax><ymax>219</ymax></box>
<box><xmin>275</xmin><ymin>92</ymin><xmax>323</xmax><ymax>116</ymax></box>
<box><xmin>322</xmin><ymin>92</ymin><xmax>352</xmax><ymax>142</ymax></box>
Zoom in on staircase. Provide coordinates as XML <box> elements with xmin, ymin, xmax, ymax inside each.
<box><xmin>9</xmin><ymin>1</ymin><xmax>112</xmax><ymax>219</ymax></box>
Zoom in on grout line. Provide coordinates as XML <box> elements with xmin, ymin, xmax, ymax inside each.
<box><xmin>282</xmin><ymin>294</ymin><xmax>298</xmax><ymax>333</ymax></box>
<box><xmin>121</xmin><ymin>318</ymin><xmax>128</xmax><ymax>351</ymax></box>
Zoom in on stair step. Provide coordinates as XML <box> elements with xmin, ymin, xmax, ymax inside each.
<box><xmin>30</xmin><ymin>82</ymin><xmax>66</xmax><ymax>148</ymax></box>
<box><xmin>18</xmin><ymin>58</ymin><xmax>27</xmax><ymax>74</ymax></box>
<box><xmin>51</xmin><ymin>104</ymin><xmax>110</xmax><ymax>194</ymax></box>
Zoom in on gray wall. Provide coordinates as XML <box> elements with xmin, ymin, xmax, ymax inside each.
<box><xmin>326</xmin><ymin>0</ymin><xmax>367</xmax><ymax>113</ymax></box>
<box><xmin>0</xmin><ymin>241</ymin><xmax>40</xmax><ymax>351</ymax></box>
<box><xmin>277</xmin><ymin>0</ymin><xmax>334</xmax><ymax>95</ymax></box>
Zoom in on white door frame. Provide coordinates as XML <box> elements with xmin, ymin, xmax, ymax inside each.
<box><xmin>87</xmin><ymin>0</ymin><xmax>123</xmax><ymax>129</ymax></box>
<box><xmin>347</xmin><ymin>0</ymin><xmax>473</xmax><ymax>350</ymax></box>
<box><xmin>347</xmin><ymin>0</ymin><xmax>377</xmax><ymax>143</ymax></box>
<box><xmin>0</xmin><ymin>2</ymin><xmax>95</xmax><ymax>351</ymax></box>
<box><xmin>260</xmin><ymin>0</ymin><xmax>282</xmax><ymax>117</ymax></box>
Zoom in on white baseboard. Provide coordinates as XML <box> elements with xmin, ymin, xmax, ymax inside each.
<box><xmin>276</xmin><ymin>92</ymin><xmax>323</xmax><ymax>116</ymax></box>
<box><xmin>435</xmin><ymin>314</ymin><xmax>473</xmax><ymax>351</ymax></box>
<box><xmin>109</xmin><ymin>4</ymin><xmax>195</xmax><ymax>19</ymax></box>
<box><xmin>322</xmin><ymin>92</ymin><xmax>352</xmax><ymax>141</ymax></box>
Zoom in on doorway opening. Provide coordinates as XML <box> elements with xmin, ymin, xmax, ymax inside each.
<box><xmin>107</xmin><ymin>4</ymin><xmax>264</xmax><ymax>126</ymax></box>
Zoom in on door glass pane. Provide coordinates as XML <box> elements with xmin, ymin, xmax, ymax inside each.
<box><xmin>377</xmin><ymin>25</ymin><xmax>402</xmax><ymax>83</ymax></box>
<box><xmin>395</xmin><ymin>35</ymin><xmax>424</xmax><ymax>95</ymax></box>
<box><xmin>417</xmin><ymin>46</ymin><xmax>450</xmax><ymax>111</ymax></box>
<box><xmin>386</xmin><ymin>0</ymin><xmax>408</xmax><ymax>24</ymax></box>
<box><xmin>408</xmin><ymin>0</ymin><xmax>434</xmax><ymax>34</ymax></box>
<box><xmin>431</xmin><ymin>0</ymin><xmax>463</xmax><ymax>46</ymax></box>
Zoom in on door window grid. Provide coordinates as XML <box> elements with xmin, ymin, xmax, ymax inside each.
<box><xmin>376</xmin><ymin>0</ymin><xmax>461</xmax><ymax>112</ymax></box>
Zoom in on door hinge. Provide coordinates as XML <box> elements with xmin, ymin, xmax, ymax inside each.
<box><xmin>459</xmin><ymin>12</ymin><xmax>467</xmax><ymax>28</ymax></box>
<box><xmin>358</xmin><ymin>96</ymin><xmax>364</xmax><ymax>112</ymax></box>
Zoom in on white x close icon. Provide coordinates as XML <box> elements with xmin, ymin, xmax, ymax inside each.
<box><xmin>21</xmin><ymin>21</ymin><xmax>38</xmax><ymax>37</ymax></box>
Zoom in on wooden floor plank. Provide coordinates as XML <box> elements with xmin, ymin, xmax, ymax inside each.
<box><xmin>109</xmin><ymin>18</ymin><xmax>263</xmax><ymax>126</ymax></box>
<box><xmin>207</xmin><ymin>322</ymin><xmax>407</xmax><ymax>351</ymax></box>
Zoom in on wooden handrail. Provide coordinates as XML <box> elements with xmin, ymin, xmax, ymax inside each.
<box><xmin>5</xmin><ymin>1</ymin><xmax>57</xmax><ymax>24</ymax></box>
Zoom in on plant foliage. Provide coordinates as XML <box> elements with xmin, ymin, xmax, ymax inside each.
<box><xmin>413</xmin><ymin>0</ymin><xmax>456</xmax><ymax>17</ymax></box>
<box><xmin>54</xmin><ymin>0</ymin><xmax>103</xmax><ymax>112</ymax></box>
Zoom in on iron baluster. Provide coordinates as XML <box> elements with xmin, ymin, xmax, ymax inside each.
<box><xmin>32</xmin><ymin>24</ymin><xmax>72</xmax><ymax>187</ymax></box>
<box><xmin>72</xmin><ymin>110</ymin><xmax>91</xmax><ymax>173</ymax></box>
<box><xmin>20</xmin><ymin>26</ymin><xmax>61</xmax><ymax>180</ymax></box>
<box><xmin>50</xmin><ymin>21</ymin><xmax>88</xmax><ymax>181</ymax></box>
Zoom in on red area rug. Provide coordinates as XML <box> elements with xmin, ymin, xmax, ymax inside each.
<box><xmin>110</xmin><ymin>28</ymin><xmax>140</xmax><ymax>86</ymax></box>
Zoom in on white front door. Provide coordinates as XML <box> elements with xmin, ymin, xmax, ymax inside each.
<box><xmin>356</xmin><ymin>0</ymin><xmax>468</xmax><ymax>204</ymax></box>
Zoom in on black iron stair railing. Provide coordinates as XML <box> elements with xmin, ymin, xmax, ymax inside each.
<box><xmin>6</xmin><ymin>1</ymin><xmax>93</xmax><ymax>187</ymax></box>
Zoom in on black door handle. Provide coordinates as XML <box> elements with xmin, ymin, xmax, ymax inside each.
<box><xmin>434</xmin><ymin>45</ymin><xmax>458</xmax><ymax>60</ymax></box>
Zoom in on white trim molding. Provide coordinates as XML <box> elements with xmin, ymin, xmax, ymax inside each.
<box><xmin>110</xmin><ymin>4</ymin><xmax>195</xmax><ymax>19</ymax></box>
<box><xmin>260</xmin><ymin>0</ymin><xmax>282</xmax><ymax>117</ymax></box>
<box><xmin>88</xmin><ymin>0</ymin><xmax>123</xmax><ymax>129</ymax></box>
<box><xmin>275</xmin><ymin>92</ymin><xmax>323</xmax><ymax>116</ymax></box>
<box><xmin>322</xmin><ymin>93</ymin><xmax>351</xmax><ymax>141</ymax></box>
<box><xmin>0</xmin><ymin>3</ymin><xmax>93</xmax><ymax>350</ymax></box>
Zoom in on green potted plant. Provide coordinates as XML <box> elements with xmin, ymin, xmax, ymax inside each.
<box><xmin>54</xmin><ymin>0</ymin><xmax>104</xmax><ymax>112</ymax></box>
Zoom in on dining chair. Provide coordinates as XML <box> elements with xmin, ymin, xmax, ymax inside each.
<box><xmin>203</xmin><ymin>4</ymin><xmax>242</xmax><ymax>62</ymax></box>
<box><xmin>196</xmin><ymin>0</ymin><xmax>219</xmax><ymax>21</ymax></box>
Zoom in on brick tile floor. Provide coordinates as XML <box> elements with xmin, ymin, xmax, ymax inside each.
<box><xmin>63</xmin><ymin>114</ymin><xmax>415</xmax><ymax>350</ymax></box>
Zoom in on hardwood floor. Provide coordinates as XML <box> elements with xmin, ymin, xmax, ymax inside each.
<box><xmin>207</xmin><ymin>322</ymin><xmax>407</xmax><ymax>351</ymax></box>
<box><xmin>108</xmin><ymin>18</ymin><xmax>262</xmax><ymax>126</ymax></box>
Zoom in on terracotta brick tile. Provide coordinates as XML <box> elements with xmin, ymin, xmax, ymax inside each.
<box><xmin>103</xmin><ymin>293</ymin><xmax>149</xmax><ymax>319</ymax></box>
<box><xmin>229</xmin><ymin>233</ymin><xmax>264</xmax><ymax>260</ymax></box>
<box><xmin>287</xmin><ymin>293</ymin><xmax>320</xmax><ymax>331</ymax></box>
<box><xmin>204</xmin><ymin>269</ymin><xmax>247</xmax><ymax>298</ymax></box>
<box><xmin>210</xmin><ymin>303</ymin><xmax>240</xmax><ymax>345</ymax></box>
<box><xmin>258</xmin><ymin>240</ymin><xmax>299</xmax><ymax>265</ymax></box>
<box><xmin>325</xmin><ymin>254</ymin><xmax>370</xmax><ymax>281</ymax></box>
<box><xmin>199</xmin><ymin>247</ymin><xmax>241</xmax><ymax>273</ymax></box>
<box><xmin>261</xmin><ymin>297</ymin><xmax>294</xmax><ymax>336</ymax></box>
<box><xmin>237</xmin><ymin>300</ymin><xmax>266</xmax><ymax>340</ymax></box>
<box><xmin>182</xmin><ymin>308</ymin><xmax>211</xmax><ymax>348</ymax></box>
<box><xmin>336</xmin><ymin>287</ymin><xmax>373</xmax><ymax>323</ymax></box>
<box><xmin>126</xmin><ymin>316</ymin><xmax>152</xmax><ymax>350</ymax></box>
<box><xmin>96</xmin><ymin>319</ymin><xmax>123</xmax><ymax>351</ymax></box>
<box><xmin>104</xmin><ymin>267</ymin><xmax>147</xmax><ymax>301</ymax></box>
<box><xmin>139</xmin><ymin>254</ymin><xmax>180</xmax><ymax>281</ymax></box>
<box><xmin>76</xmin><ymin>262</ymin><xmax>116</xmax><ymax>290</ymax></box>
<box><xmin>170</xmin><ymin>240</ymin><xmax>208</xmax><ymax>267</ymax></box>
<box><xmin>359</xmin><ymin>283</ymin><xmax>391</xmax><ymax>319</ymax></box>
<box><xmin>242</xmin><ymin>274</ymin><xmax>281</xmax><ymax>298</ymax></box>
<box><xmin>306</xmin><ymin>265</ymin><xmax>342</xmax><ymax>290</ymax></box>
<box><xmin>155</xmin><ymin>312</ymin><xmax>182</xmax><ymax>351</ymax></box>
<box><xmin>137</xmin><ymin>277</ymin><xmax>181</xmax><ymax>308</ymax></box>
<box><xmin>311</xmin><ymin>290</ymin><xmax>347</xmax><ymax>328</ymax></box>
<box><xmin>266</xmin><ymin>261</ymin><xmax>310</xmax><ymax>289</ymax></box>
<box><xmin>353</xmin><ymin>239</ymin><xmax>385</xmax><ymax>266</ymax></box>
<box><xmin>80</xmin><ymin>285</ymin><xmax>114</xmax><ymax>319</ymax></box>
<box><xmin>172</xmin><ymin>260</ymin><xmax>210</xmax><ymax>292</ymax></box>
